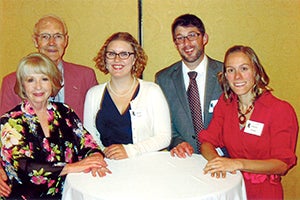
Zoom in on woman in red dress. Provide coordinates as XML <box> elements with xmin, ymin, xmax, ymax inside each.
<box><xmin>199</xmin><ymin>45</ymin><xmax>298</xmax><ymax>200</ymax></box>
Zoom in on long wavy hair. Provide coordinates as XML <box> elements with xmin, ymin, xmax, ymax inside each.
<box><xmin>94</xmin><ymin>32</ymin><xmax>147</xmax><ymax>78</ymax></box>
<box><xmin>218</xmin><ymin>45</ymin><xmax>272</xmax><ymax>101</ymax></box>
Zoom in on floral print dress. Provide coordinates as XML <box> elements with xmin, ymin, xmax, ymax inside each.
<box><xmin>0</xmin><ymin>101</ymin><xmax>102</xmax><ymax>199</ymax></box>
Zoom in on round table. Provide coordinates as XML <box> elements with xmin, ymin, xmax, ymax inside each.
<box><xmin>62</xmin><ymin>152</ymin><xmax>247</xmax><ymax>200</ymax></box>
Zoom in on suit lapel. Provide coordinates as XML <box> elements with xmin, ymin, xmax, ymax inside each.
<box><xmin>204</xmin><ymin>58</ymin><xmax>220</xmax><ymax>123</ymax></box>
<box><xmin>63</xmin><ymin>61</ymin><xmax>79</xmax><ymax>104</ymax></box>
<box><xmin>170</xmin><ymin>63</ymin><xmax>191</xmax><ymax>118</ymax></box>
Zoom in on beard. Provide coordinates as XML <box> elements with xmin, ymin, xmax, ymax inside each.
<box><xmin>181</xmin><ymin>49</ymin><xmax>203</xmax><ymax>64</ymax></box>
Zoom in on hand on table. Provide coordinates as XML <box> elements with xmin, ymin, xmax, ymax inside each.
<box><xmin>203</xmin><ymin>157</ymin><xmax>238</xmax><ymax>178</ymax></box>
<box><xmin>0</xmin><ymin>165</ymin><xmax>11</xmax><ymax>197</ymax></box>
<box><xmin>88</xmin><ymin>165</ymin><xmax>112</xmax><ymax>177</ymax></box>
<box><xmin>104</xmin><ymin>144</ymin><xmax>128</xmax><ymax>160</ymax></box>
<box><xmin>170</xmin><ymin>142</ymin><xmax>194</xmax><ymax>158</ymax></box>
<box><xmin>61</xmin><ymin>152</ymin><xmax>111</xmax><ymax>177</ymax></box>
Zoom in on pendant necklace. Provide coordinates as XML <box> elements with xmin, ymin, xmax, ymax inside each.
<box><xmin>238</xmin><ymin>102</ymin><xmax>254</xmax><ymax>125</ymax></box>
<box><xmin>108</xmin><ymin>77</ymin><xmax>136</xmax><ymax>97</ymax></box>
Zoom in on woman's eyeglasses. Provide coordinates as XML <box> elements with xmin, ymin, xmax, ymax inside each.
<box><xmin>105</xmin><ymin>51</ymin><xmax>135</xmax><ymax>60</ymax></box>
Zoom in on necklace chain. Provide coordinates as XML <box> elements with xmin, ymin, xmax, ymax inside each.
<box><xmin>108</xmin><ymin>77</ymin><xmax>136</xmax><ymax>97</ymax></box>
<box><xmin>238</xmin><ymin>102</ymin><xmax>254</xmax><ymax>125</ymax></box>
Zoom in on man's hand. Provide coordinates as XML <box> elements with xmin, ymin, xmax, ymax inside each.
<box><xmin>170</xmin><ymin>142</ymin><xmax>194</xmax><ymax>158</ymax></box>
<box><xmin>0</xmin><ymin>165</ymin><xmax>11</xmax><ymax>197</ymax></box>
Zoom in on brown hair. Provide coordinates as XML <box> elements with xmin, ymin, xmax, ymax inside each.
<box><xmin>94</xmin><ymin>32</ymin><xmax>147</xmax><ymax>78</ymax></box>
<box><xmin>218</xmin><ymin>45</ymin><xmax>272</xmax><ymax>101</ymax></box>
<box><xmin>171</xmin><ymin>14</ymin><xmax>206</xmax><ymax>41</ymax></box>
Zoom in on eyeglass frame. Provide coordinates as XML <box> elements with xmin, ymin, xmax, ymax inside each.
<box><xmin>174</xmin><ymin>32</ymin><xmax>201</xmax><ymax>44</ymax></box>
<box><xmin>105</xmin><ymin>51</ymin><xmax>135</xmax><ymax>60</ymax></box>
<box><xmin>35</xmin><ymin>33</ymin><xmax>67</xmax><ymax>42</ymax></box>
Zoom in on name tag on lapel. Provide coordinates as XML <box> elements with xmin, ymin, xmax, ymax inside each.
<box><xmin>208</xmin><ymin>100</ymin><xmax>218</xmax><ymax>113</ymax></box>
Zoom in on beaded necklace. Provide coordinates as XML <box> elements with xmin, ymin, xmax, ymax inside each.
<box><xmin>238</xmin><ymin>102</ymin><xmax>254</xmax><ymax>125</ymax></box>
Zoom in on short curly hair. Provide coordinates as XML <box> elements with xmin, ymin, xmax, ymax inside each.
<box><xmin>94</xmin><ymin>32</ymin><xmax>147</xmax><ymax>78</ymax></box>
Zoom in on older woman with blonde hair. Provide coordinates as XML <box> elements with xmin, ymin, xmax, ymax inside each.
<box><xmin>0</xmin><ymin>53</ymin><xmax>110</xmax><ymax>199</ymax></box>
<box><xmin>84</xmin><ymin>32</ymin><xmax>171</xmax><ymax>160</ymax></box>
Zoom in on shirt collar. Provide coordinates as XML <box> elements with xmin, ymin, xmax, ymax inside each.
<box><xmin>182</xmin><ymin>54</ymin><xmax>208</xmax><ymax>75</ymax></box>
<box><xmin>57</xmin><ymin>60</ymin><xmax>64</xmax><ymax>74</ymax></box>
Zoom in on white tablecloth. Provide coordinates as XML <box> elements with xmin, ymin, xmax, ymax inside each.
<box><xmin>62</xmin><ymin>152</ymin><xmax>247</xmax><ymax>200</ymax></box>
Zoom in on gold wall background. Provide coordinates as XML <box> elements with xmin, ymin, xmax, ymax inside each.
<box><xmin>1</xmin><ymin>0</ymin><xmax>299</xmax><ymax>199</ymax></box>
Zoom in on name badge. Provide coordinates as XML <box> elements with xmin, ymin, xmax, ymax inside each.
<box><xmin>244</xmin><ymin>120</ymin><xmax>264</xmax><ymax>136</ymax></box>
<box><xmin>130</xmin><ymin>110</ymin><xmax>143</xmax><ymax>119</ymax></box>
<box><xmin>208</xmin><ymin>100</ymin><xmax>218</xmax><ymax>113</ymax></box>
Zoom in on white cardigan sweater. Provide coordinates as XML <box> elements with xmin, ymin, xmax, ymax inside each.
<box><xmin>84</xmin><ymin>79</ymin><xmax>171</xmax><ymax>157</ymax></box>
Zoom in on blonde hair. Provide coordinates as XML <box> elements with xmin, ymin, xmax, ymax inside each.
<box><xmin>94</xmin><ymin>32</ymin><xmax>147</xmax><ymax>78</ymax></box>
<box><xmin>15</xmin><ymin>53</ymin><xmax>62</xmax><ymax>99</ymax></box>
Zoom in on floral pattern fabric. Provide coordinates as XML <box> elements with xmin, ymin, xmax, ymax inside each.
<box><xmin>0</xmin><ymin>101</ymin><xmax>101</xmax><ymax>199</ymax></box>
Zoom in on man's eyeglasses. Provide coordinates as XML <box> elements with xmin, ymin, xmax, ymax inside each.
<box><xmin>174</xmin><ymin>32</ymin><xmax>201</xmax><ymax>44</ymax></box>
<box><xmin>36</xmin><ymin>33</ymin><xmax>66</xmax><ymax>42</ymax></box>
<box><xmin>105</xmin><ymin>51</ymin><xmax>135</xmax><ymax>60</ymax></box>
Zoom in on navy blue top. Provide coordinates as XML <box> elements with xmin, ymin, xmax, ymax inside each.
<box><xmin>95</xmin><ymin>85</ymin><xmax>140</xmax><ymax>147</ymax></box>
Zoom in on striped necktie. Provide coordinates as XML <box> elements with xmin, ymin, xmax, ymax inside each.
<box><xmin>187</xmin><ymin>71</ymin><xmax>204</xmax><ymax>147</ymax></box>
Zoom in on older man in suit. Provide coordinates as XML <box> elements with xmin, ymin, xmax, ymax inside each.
<box><xmin>155</xmin><ymin>14</ymin><xmax>223</xmax><ymax>158</ymax></box>
<box><xmin>0</xmin><ymin>15</ymin><xmax>98</xmax><ymax>197</ymax></box>
<box><xmin>0</xmin><ymin>15</ymin><xmax>98</xmax><ymax>120</ymax></box>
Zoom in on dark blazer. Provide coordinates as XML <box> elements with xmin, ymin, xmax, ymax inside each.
<box><xmin>155</xmin><ymin>56</ymin><xmax>223</xmax><ymax>153</ymax></box>
<box><xmin>0</xmin><ymin>61</ymin><xmax>98</xmax><ymax>120</ymax></box>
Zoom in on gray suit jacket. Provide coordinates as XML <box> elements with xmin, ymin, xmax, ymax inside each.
<box><xmin>155</xmin><ymin>57</ymin><xmax>223</xmax><ymax>153</ymax></box>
